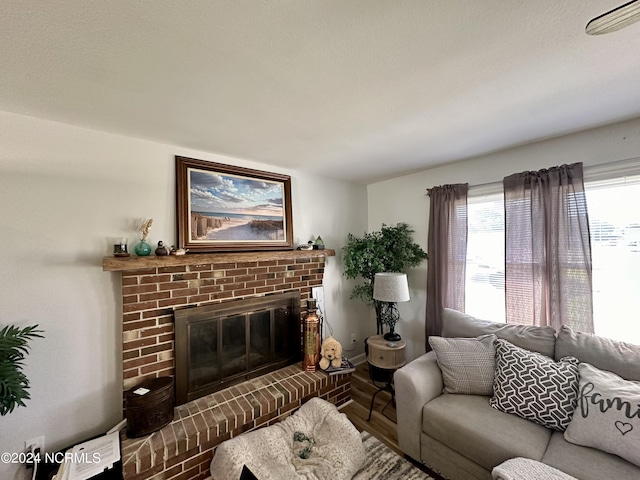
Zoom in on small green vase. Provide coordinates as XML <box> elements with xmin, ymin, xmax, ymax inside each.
<box><xmin>135</xmin><ymin>240</ymin><xmax>152</xmax><ymax>256</ymax></box>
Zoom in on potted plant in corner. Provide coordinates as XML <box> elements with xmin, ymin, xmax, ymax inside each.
<box><xmin>0</xmin><ymin>324</ymin><xmax>43</xmax><ymax>416</ymax></box>
<box><xmin>343</xmin><ymin>222</ymin><xmax>427</xmax><ymax>335</ymax></box>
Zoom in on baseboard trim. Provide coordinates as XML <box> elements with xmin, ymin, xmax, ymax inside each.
<box><xmin>349</xmin><ymin>353</ymin><xmax>367</xmax><ymax>365</ymax></box>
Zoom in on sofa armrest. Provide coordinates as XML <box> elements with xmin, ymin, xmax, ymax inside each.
<box><xmin>394</xmin><ymin>351</ymin><xmax>443</xmax><ymax>461</ymax></box>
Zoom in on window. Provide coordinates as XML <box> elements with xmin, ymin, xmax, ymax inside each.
<box><xmin>464</xmin><ymin>173</ymin><xmax>640</xmax><ymax>344</ymax></box>
<box><xmin>585</xmin><ymin>175</ymin><xmax>640</xmax><ymax>345</ymax></box>
<box><xmin>465</xmin><ymin>191</ymin><xmax>505</xmax><ymax>322</ymax></box>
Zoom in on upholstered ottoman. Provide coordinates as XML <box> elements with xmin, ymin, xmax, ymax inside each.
<box><xmin>492</xmin><ymin>458</ymin><xmax>579</xmax><ymax>480</ymax></box>
<box><xmin>210</xmin><ymin>397</ymin><xmax>365</xmax><ymax>480</ymax></box>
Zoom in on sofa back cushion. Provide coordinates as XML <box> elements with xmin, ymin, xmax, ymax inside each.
<box><xmin>555</xmin><ymin>325</ymin><xmax>640</xmax><ymax>381</ymax></box>
<box><xmin>441</xmin><ymin>308</ymin><xmax>557</xmax><ymax>357</ymax></box>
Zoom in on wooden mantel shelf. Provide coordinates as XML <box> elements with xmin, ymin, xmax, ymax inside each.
<box><xmin>102</xmin><ymin>248</ymin><xmax>336</xmax><ymax>272</ymax></box>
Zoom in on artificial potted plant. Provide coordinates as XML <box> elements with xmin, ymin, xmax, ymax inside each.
<box><xmin>343</xmin><ymin>223</ymin><xmax>427</xmax><ymax>335</ymax></box>
<box><xmin>0</xmin><ymin>324</ymin><xmax>43</xmax><ymax>416</ymax></box>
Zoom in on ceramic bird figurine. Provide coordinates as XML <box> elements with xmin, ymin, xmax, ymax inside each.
<box><xmin>170</xmin><ymin>245</ymin><xmax>188</xmax><ymax>255</ymax></box>
<box><xmin>155</xmin><ymin>241</ymin><xmax>170</xmax><ymax>256</ymax></box>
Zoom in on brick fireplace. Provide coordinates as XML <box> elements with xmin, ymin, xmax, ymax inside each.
<box><xmin>103</xmin><ymin>249</ymin><xmax>352</xmax><ymax>480</ymax></box>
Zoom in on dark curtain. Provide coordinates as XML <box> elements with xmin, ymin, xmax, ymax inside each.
<box><xmin>426</xmin><ymin>183</ymin><xmax>469</xmax><ymax>350</ymax></box>
<box><xmin>503</xmin><ymin>163</ymin><xmax>594</xmax><ymax>332</ymax></box>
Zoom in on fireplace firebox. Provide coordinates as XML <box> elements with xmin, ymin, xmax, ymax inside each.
<box><xmin>174</xmin><ymin>291</ymin><xmax>302</xmax><ymax>405</ymax></box>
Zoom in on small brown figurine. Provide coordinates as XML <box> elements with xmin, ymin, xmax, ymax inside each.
<box><xmin>155</xmin><ymin>241</ymin><xmax>170</xmax><ymax>256</ymax></box>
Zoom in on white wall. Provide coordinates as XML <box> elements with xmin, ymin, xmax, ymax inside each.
<box><xmin>367</xmin><ymin>116</ymin><xmax>640</xmax><ymax>361</ymax></box>
<box><xmin>0</xmin><ymin>111</ymin><xmax>368</xmax><ymax>479</ymax></box>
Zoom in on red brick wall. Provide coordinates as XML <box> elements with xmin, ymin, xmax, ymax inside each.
<box><xmin>107</xmin><ymin>251</ymin><xmax>346</xmax><ymax>480</ymax></box>
<box><xmin>120</xmin><ymin>257</ymin><xmax>326</xmax><ymax>392</ymax></box>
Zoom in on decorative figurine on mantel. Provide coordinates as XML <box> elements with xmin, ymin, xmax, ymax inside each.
<box><xmin>297</xmin><ymin>241</ymin><xmax>314</xmax><ymax>250</ymax></box>
<box><xmin>170</xmin><ymin>245</ymin><xmax>188</xmax><ymax>256</ymax></box>
<box><xmin>134</xmin><ymin>218</ymin><xmax>153</xmax><ymax>256</ymax></box>
<box><xmin>155</xmin><ymin>241</ymin><xmax>170</xmax><ymax>256</ymax></box>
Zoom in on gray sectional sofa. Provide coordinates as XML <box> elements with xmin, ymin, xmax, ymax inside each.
<box><xmin>395</xmin><ymin>309</ymin><xmax>640</xmax><ymax>480</ymax></box>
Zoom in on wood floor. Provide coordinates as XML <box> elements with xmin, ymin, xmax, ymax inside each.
<box><xmin>341</xmin><ymin>362</ymin><xmax>444</xmax><ymax>479</ymax></box>
<box><xmin>342</xmin><ymin>362</ymin><xmax>401</xmax><ymax>453</ymax></box>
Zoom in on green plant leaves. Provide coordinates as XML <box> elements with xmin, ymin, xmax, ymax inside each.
<box><xmin>0</xmin><ymin>324</ymin><xmax>43</xmax><ymax>416</ymax></box>
<box><xmin>342</xmin><ymin>222</ymin><xmax>428</xmax><ymax>307</ymax></box>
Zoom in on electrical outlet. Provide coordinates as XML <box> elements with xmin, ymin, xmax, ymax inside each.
<box><xmin>25</xmin><ymin>435</ymin><xmax>44</xmax><ymax>454</ymax></box>
<box><xmin>350</xmin><ymin>333</ymin><xmax>357</xmax><ymax>344</ymax></box>
<box><xmin>24</xmin><ymin>435</ymin><xmax>44</xmax><ymax>470</ymax></box>
<box><xmin>311</xmin><ymin>286</ymin><xmax>325</xmax><ymax>315</ymax></box>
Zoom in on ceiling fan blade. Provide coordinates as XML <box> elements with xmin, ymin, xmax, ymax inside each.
<box><xmin>586</xmin><ymin>0</ymin><xmax>640</xmax><ymax>35</ymax></box>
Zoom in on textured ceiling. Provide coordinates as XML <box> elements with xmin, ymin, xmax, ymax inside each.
<box><xmin>1</xmin><ymin>1</ymin><xmax>639</xmax><ymax>184</ymax></box>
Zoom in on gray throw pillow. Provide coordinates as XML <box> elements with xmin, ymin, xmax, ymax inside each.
<box><xmin>555</xmin><ymin>325</ymin><xmax>640</xmax><ymax>381</ymax></box>
<box><xmin>428</xmin><ymin>335</ymin><xmax>496</xmax><ymax>395</ymax></box>
<box><xmin>490</xmin><ymin>339</ymin><xmax>580</xmax><ymax>431</ymax></box>
<box><xmin>564</xmin><ymin>363</ymin><xmax>640</xmax><ymax>467</ymax></box>
<box><xmin>441</xmin><ymin>308</ymin><xmax>557</xmax><ymax>357</ymax></box>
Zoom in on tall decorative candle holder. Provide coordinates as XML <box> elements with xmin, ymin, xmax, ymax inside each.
<box><xmin>302</xmin><ymin>298</ymin><xmax>321</xmax><ymax>372</ymax></box>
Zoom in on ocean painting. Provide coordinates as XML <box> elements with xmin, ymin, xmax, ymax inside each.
<box><xmin>188</xmin><ymin>169</ymin><xmax>286</xmax><ymax>242</ymax></box>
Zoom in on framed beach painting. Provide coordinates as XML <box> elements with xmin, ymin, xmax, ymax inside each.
<box><xmin>176</xmin><ymin>156</ymin><xmax>294</xmax><ymax>253</ymax></box>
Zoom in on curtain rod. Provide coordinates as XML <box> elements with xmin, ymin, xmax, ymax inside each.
<box><xmin>424</xmin><ymin>156</ymin><xmax>640</xmax><ymax>195</ymax></box>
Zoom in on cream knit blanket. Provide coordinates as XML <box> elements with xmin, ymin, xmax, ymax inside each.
<box><xmin>210</xmin><ymin>397</ymin><xmax>365</xmax><ymax>480</ymax></box>
<box><xmin>492</xmin><ymin>458</ymin><xmax>579</xmax><ymax>480</ymax></box>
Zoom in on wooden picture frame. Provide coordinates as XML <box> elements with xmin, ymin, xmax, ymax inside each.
<box><xmin>176</xmin><ymin>156</ymin><xmax>293</xmax><ymax>253</ymax></box>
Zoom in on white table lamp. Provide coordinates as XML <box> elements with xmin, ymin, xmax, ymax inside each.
<box><xmin>373</xmin><ymin>272</ymin><xmax>410</xmax><ymax>341</ymax></box>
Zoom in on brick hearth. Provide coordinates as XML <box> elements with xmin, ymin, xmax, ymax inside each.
<box><xmin>103</xmin><ymin>249</ymin><xmax>348</xmax><ymax>480</ymax></box>
<box><xmin>120</xmin><ymin>365</ymin><xmax>351</xmax><ymax>480</ymax></box>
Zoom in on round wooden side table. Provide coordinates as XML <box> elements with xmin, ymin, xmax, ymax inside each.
<box><xmin>365</xmin><ymin>335</ymin><xmax>407</xmax><ymax>421</ymax></box>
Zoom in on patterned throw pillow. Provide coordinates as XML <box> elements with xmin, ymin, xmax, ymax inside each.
<box><xmin>428</xmin><ymin>335</ymin><xmax>496</xmax><ymax>395</ymax></box>
<box><xmin>564</xmin><ymin>363</ymin><xmax>640</xmax><ymax>467</ymax></box>
<box><xmin>490</xmin><ymin>339</ymin><xmax>580</xmax><ymax>431</ymax></box>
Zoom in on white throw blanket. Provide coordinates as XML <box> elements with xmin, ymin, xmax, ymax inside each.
<box><xmin>210</xmin><ymin>397</ymin><xmax>365</xmax><ymax>480</ymax></box>
<box><xmin>492</xmin><ymin>458</ymin><xmax>579</xmax><ymax>480</ymax></box>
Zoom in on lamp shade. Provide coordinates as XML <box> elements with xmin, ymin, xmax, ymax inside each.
<box><xmin>373</xmin><ymin>272</ymin><xmax>410</xmax><ymax>303</ymax></box>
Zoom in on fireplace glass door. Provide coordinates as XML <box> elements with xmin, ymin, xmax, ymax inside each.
<box><xmin>175</xmin><ymin>291</ymin><xmax>301</xmax><ymax>405</ymax></box>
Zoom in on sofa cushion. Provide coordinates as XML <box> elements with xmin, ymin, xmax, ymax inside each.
<box><xmin>555</xmin><ymin>325</ymin><xmax>640</xmax><ymax>381</ymax></box>
<box><xmin>542</xmin><ymin>431</ymin><xmax>640</xmax><ymax>480</ymax></box>
<box><xmin>490</xmin><ymin>340</ymin><xmax>579</xmax><ymax>431</ymax></box>
<box><xmin>428</xmin><ymin>334</ymin><xmax>496</xmax><ymax>395</ymax></box>
<box><xmin>422</xmin><ymin>394</ymin><xmax>552</xmax><ymax>471</ymax></box>
<box><xmin>441</xmin><ymin>308</ymin><xmax>556</xmax><ymax>357</ymax></box>
<box><xmin>420</xmin><ymin>433</ymin><xmax>492</xmax><ymax>480</ymax></box>
<box><xmin>563</xmin><ymin>363</ymin><xmax>640</xmax><ymax>467</ymax></box>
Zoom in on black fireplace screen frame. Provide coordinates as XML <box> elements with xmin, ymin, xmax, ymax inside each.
<box><xmin>174</xmin><ymin>291</ymin><xmax>301</xmax><ymax>405</ymax></box>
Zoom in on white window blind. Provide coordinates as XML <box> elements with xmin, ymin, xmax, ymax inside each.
<box><xmin>465</xmin><ymin>191</ymin><xmax>505</xmax><ymax>323</ymax></box>
<box><xmin>464</xmin><ymin>162</ymin><xmax>640</xmax><ymax>342</ymax></box>
<box><xmin>585</xmin><ymin>174</ymin><xmax>640</xmax><ymax>344</ymax></box>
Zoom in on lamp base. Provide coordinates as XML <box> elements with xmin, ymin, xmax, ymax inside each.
<box><xmin>383</xmin><ymin>331</ymin><xmax>402</xmax><ymax>342</ymax></box>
